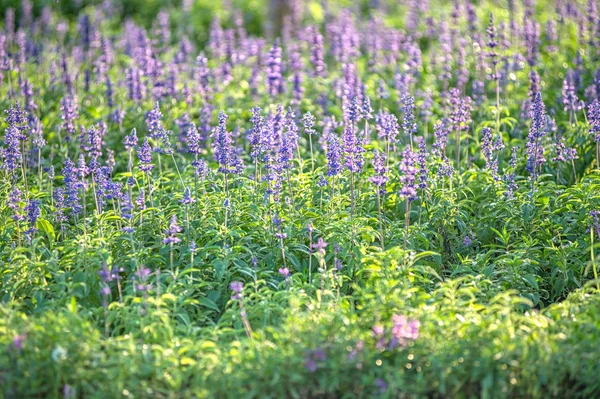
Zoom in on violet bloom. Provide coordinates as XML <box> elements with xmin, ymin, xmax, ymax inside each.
<box><xmin>12</xmin><ymin>334</ymin><xmax>26</xmax><ymax>351</ymax></box>
<box><xmin>326</xmin><ymin>133</ymin><xmax>343</xmax><ymax>177</ymax></box>
<box><xmin>311</xmin><ymin>238</ymin><xmax>328</xmax><ymax>255</ymax></box>
<box><xmin>389</xmin><ymin>314</ymin><xmax>420</xmax><ymax>349</ymax></box>
<box><xmin>230</xmin><ymin>281</ymin><xmax>244</xmax><ymax>300</ymax></box>
<box><xmin>137</xmin><ymin>137</ymin><xmax>154</xmax><ymax>172</ymax></box>
<box><xmin>589</xmin><ymin>100</ymin><xmax>600</xmax><ymax>141</ymax></box>
<box><xmin>124</xmin><ymin>128</ymin><xmax>138</xmax><ymax>150</ymax></box>
<box><xmin>552</xmin><ymin>135</ymin><xmax>578</xmax><ymax>163</ymax></box>
<box><xmin>1</xmin><ymin>103</ymin><xmax>27</xmax><ymax>174</ymax></box>
<box><xmin>180</xmin><ymin>187</ymin><xmax>195</xmax><ymax>205</ymax></box>
<box><xmin>562</xmin><ymin>71</ymin><xmax>581</xmax><ymax>115</ymax></box>
<box><xmin>146</xmin><ymin>102</ymin><xmax>163</xmax><ymax>136</ymax></box>
<box><xmin>24</xmin><ymin>199</ymin><xmax>40</xmax><ymax>238</ymax></box>
<box><xmin>278</xmin><ymin>267</ymin><xmax>290</xmax><ymax>279</ymax></box>
<box><xmin>302</xmin><ymin>112</ymin><xmax>316</xmax><ymax>135</ymax></box>
<box><xmin>401</xmin><ymin>94</ymin><xmax>417</xmax><ymax>143</ymax></box>
<box><xmin>449</xmin><ymin>88</ymin><xmax>472</xmax><ymax>134</ymax></box>
<box><xmin>416</xmin><ymin>137</ymin><xmax>429</xmax><ymax>189</ymax></box>
<box><xmin>59</xmin><ymin>95</ymin><xmax>78</xmax><ymax>141</ymax></box>
<box><xmin>481</xmin><ymin>127</ymin><xmax>504</xmax><ymax>181</ymax></box>
<box><xmin>62</xmin><ymin>157</ymin><xmax>82</xmax><ymax>216</ymax></box>
<box><xmin>369</xmin><ymin>150</ymin><xmax>388</xmax><ymax>193</ymax></box>
<box><xmin>526</xmin><ymin>92</ymin><xmax>547</xmax><ymax>177</ymax></box>
<box><xmin>304</xmin><ymin>348</ymin><xmax>327</xmax><ymax>373</ymax></box>
<box><xmin>8</xmin><ymin>187</ymin><xmax>23</xmax><ymax>221</ymax></box>
<box><xmin>399</xmin><ymin>146</ymin><xmax>418</xmax><ymax>201</ymax></box>
<box><xmin>135</xmin><ymin>187</ymin><xmax>146</xmax><ymax>209</ymax></box>
<box><xmin>163</xmin><ymin>215</ymin><xmax>182</xmax><ymax>244</ymax></box>
<box><xmin>503</xmin><ymin>147</ymin><xmax>519</xmax><ymax>199</ymax></box>
<box><xmin>211</xmin><ymin>111</ymin><xmax>243</xmax><ymax>175</ymax></box>
<box><xmin>432</xmin><ymin>119</ymin><xmax>451</xmax><ymax>156</ymax></box>
<box><xmin>463</xmin><ymin>235</ymin><xmax>473</xmax><ymax>247</ymax></box>
<box><xmin>307</xmin><ymin>26</ymin><xmax>326</xmax><ymax>78</ymax></box>
<box><xmin>342</xmin><ymin>125</ymin><xmax>365</xmax><ymax>173</ymax></box>
<box><xmin>265</xmin><ymin>39</ymin><xmax>284</xmax><ymax>96</ymax></box>
<box><xmin>134</xmin><ymin>267</ymin><xmax>152</xmax><ymax>292</ymax></box>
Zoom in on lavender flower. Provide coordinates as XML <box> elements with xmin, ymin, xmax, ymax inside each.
<box><xmin>180</xmin><ymin>187</ymin><xmax>195</xmax><ymax>205</ymax></box>
<box><xmin>416</xmin><ymin>137</ymin><xmax>429</xmax><ymax>189</ymax></box>
<box><xmin>481</xmin><ymin>127</ymin><xmax>504</xmax><ymax>181</ymax></box>
<box><xmin>59</xmin><ymin>95</ymin><xmax>78</xmax><ymax>141</ymax></box>
<box><xmin>124</xmin><ymin>128</ymin><xmax>138</xmax><ymax>150</ymax></box>
<box><xmin>326</xmin><ymin>133</ymin><xmax>343</xmax><ymax>177</ymax></box>
<box><xmin>526</xmin><ymin>93</ymin><xmax>547</xmax><ymax>176</ymax></box>
<box><xmin>265</xmin><ymin>39</ymin><xmax>284</xmax><ymax>96</ymax></box>
<box><xmin>401</xmin><ymin>94</ymin><xmax>417</xmax><ymax>143</ymax></box>
<box><xmin>311</xmin><ymin>237</ymin><xmax>328</xmax><ymax>255</ymax></box>
<box><xmin>137</xmin><ymin>137</ymin><xmax>154</xmax><ymax>172</ymax></box>
<box><xmin>369</xmin><ymin>150</ymin><xmax>388</xmax><ymax>192</ymax></box>
<box><xmin>212</xmin><ymin>111</ymin><xmax>243</xmax><ymax>175</ymax></box>
<box><xmin>342</xmin><ymin>125</ymin><xmax>365</xmax><ymax>173</ymax></box>
<box><xmin>24</xmin><ymin>199</ymin><xmax>40</xmax><ymax>238</ymax></box>
<box><xmin>399</xmin><ymin>146</ymin><xmax>418</xmax><ymax>201</ymax></box>
<box><xmin>163</xmin><ymin>215</ymin><xmax>182</xmax><ymax>244</ymax></box>
<box><xmin>230</xmin><ymin>281</ymin><xmax>244</xmax><ymax>300</ymax></box>
<box><xmin>8</xmin><ymin>187</ymin><xmax>23</xmax><ymax>221</ymax></box>
<box><xmin>62</xmin><ymin>157</ymin><xmax>82</xmax><ymax>216</ymax></box>
<box><xmin>389</xmin><ymin>314</ymin><xmax>420</xmax><ymax>349</ymax></box>
<box><xmin>589</xmin><ymin>100</ymin><xmax>600</xmax><ymax>141</ymax></box>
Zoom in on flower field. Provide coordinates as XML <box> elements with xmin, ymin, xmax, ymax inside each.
<box><xmin>2</xmin><ymin>0</ymin><xmax>600</xmax><ymax>397</ymax></box>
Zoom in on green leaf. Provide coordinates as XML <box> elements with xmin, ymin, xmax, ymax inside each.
<box><xmin>37</xmin><ymin>219</ymin><xmax>55</xmax><ymax>241</ymax></box>
<box><xmin>198</xmin><ymin>297</ymin><xmax>220</xmax><ymax>313</ymax></box>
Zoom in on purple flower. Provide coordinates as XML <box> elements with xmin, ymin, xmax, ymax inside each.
<box><xmin>375</xmin><ymin>379</ymin><xmax>388</xmax><ymax>393</ymax></box>
<box><xmin>180</xmin><ymin>187</ymin><xmax>195</xmax><ymax>205</ymax></box>
<box><xmin>134</xmin><ymin>267</ymin><xmax>152</xmax><ymax>292</ymax></box>
<box><xmin>59</xmin><ymin>95</ymin><xmax>78</xmax><ymax>141</ymax></box>
<box><xmin>163</xmin><ymin>215</ymin><xmax>182</xmax><ymax>244</ymax></box>
<box><xmin>526</xmin><ymin>92</ymin><xmax>547</xmax><ymax>176</ymax></box>
<box><xmin>449</xmin><ymin>88</ymin><xmax>472</xmax><ymax>134</ymax></box>
<box><xmin>302</xmin><ymin>112</ymin><xmax>316</xmax><ymax>135</ymax></box>
<box><xmin>401</xmin><ymin>94</ymin><xmax>417</xmax><ymax>142</ymax></box>
<box><xmin>24</xmin><ymin>199</ymin><xmax>40</xmax><ymax>238</ymax></box>
<box><xmin>389</xmin><ymin>314</ymin><xmax>420</xmax><ymax>349</ymax></box>
<box><xmin>463</xmin><ymin>235</ymin><xmax>473</xmax><ymax>247</ymax></box>
<box><xmin>278</xmin><ymin>267</ymin><xmax>290</xmax><ymax>279</ymax></box>
<box><xmin>326</xmin><ymin>133</ymin><xmax>343</xmax><ymax>177</ymax></box>
<box><xmin>552</xmin><ymin>135</ymin><xmax>578</xmax><ymax>163</ymax></box>
<box><xmin>211</xmin><ymin>111</ymin><xmax>243</xmax><ymax>175</ymax></box>
<box><xmin>1</xmin><ymin>103</ymin><xmax>27</xmax><ymax>174</ymax></box>
<box><xmin>62</xmin><ymin>157</ymin><xmax>82</xmax><ymax>216</ymax></box>
<box><xmin>562</xmin><ymin>70</ymin><xmax>581</xmax><ymax>115</ymax></box>
<box><xmin>230</xmin><ymin>281</ymin><xmax>244</xmax><ymax>300</ymax></box>
<box><xmin>137</xmin><ymin>137</ymin><xmax>154</xmax><ymax>172</ymax></box>
<box><xmin>399</xmin><ymin>146</ymin><xmax>418</xmax><ymax>201</ymax></box>
<box><xmin>265</xmin><ymin>39</ymin><xmax>284</xmax><ymax>96</ymax></box>
<box><xmin>481</xmin><ymin>127</ymin><xmax>504</xmax><ymax>181</ymax></box>
<box><xmin>124</xmin><ymin>128</ymin><xmax>138</xmax><ymax>150</ymax></box>
<box><xmin>589</xmin><ymin>100</ymin><xmax>600</xmax><ymax>142</ymax></box>
<box><xmin>432</xmin><ymin>119</ymin><xmax>451</xmax><ymax>156</ymax></box>
<box><xmin>146</xmin><ymin>102</ymin><xmax>163</xmax><ymax>136</ymax></box>
<box><xmin>304</xmin><ymin>348</ymin><xmax>327</xmax><ymax>373</ymax></box>
<box><xmin>307</xmin><ymin>26</ymin><xmax>326</xmax><ymax>78</ymax></box>
<box><xmin>312</xmin><ymin>238</ymin><xmax>328</xmax><ymax>255</ymax></box>
<box><xmin>416</xmin><ymin>137</ymin><xmax>429</xmax><ymax>189</ymax></box>
<box><xmin>135</xmin><ymin>188</ymin><xmax>146</xmax><ymax>210</ymax></box>
<box><xmin>12</xmin><ymin>334</ymin><xmax>26</xmax><ymax>351</ymax></box>
<box><xmin>8</xmin><ymin>187</ymin><xmax>23</xmax><ymax>221</ymax></box>
<box><xmin>369</xmin><ymin>150</ymin><xmax>388</xmax><ymax>193</ymax></box>
<box><xmin>342</xmin><ymin>124</ymin><xmax>365</xmax><ymax>173</ymax></box>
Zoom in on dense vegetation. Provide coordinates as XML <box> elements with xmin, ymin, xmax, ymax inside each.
<box><xmin>1</xmin><ymin>0</ymin><xmax>600</xmax><ymax>397</ymax></box>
